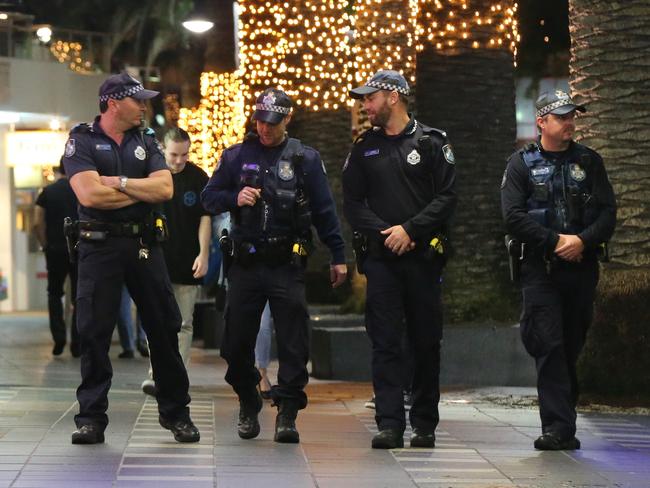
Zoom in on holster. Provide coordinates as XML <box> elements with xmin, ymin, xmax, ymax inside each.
<box><xmin>352</xmin><ymin>232</ymin><xmax>368</xmax><ymax>274</ymax></box>
<box><xmin>505</xmin><ymin>234</ymin><xmax>524</xmax><ymax>283</ymax></box>
<box><xmin>63</xmin><ymin>217</ymin><xmax>79</xmax><ymax>264</ymax></box>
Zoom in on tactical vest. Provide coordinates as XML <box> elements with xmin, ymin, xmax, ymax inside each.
<box><xmin>521</xmin><ymin>143</ymin><xmax>594</xmax><ymax>234</ymax></box>
<box><xmin>234</xmin><ymin>136</ymin><xmax>311</xmax><ymax>242</ymax></box>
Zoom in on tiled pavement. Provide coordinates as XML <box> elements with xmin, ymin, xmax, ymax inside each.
<box><xmin>1</xmin><ymin>313</ymin><xmax>650</xmax><ymax>487</ymax></box>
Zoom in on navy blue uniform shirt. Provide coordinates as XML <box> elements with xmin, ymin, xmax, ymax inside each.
<box><xmin>201</xmin><ymin>136</ymin><xmax>346</xmax><ymax>264</ymax></box>
<box><xmin>62</xmin><ymin>116</ymin><xmax>167</xmax><ymax>223</ymax></box>
<box><xmin>342</xmin><ymin>117</ymin><xmax>457</xmax><ymax>241</ymax></box>
<box><xmin>501</xmin><ymin>139</ymin><xmax>616</xmax><ymax>255</ymax></box>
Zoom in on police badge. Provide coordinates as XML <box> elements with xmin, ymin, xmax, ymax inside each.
<box><xmin>64</xmin><ymin>138</ymin><xmax>76</xmax><ymax>157</ymax></box>
<box><xmin>263</xmin><ymin>92</ymin><xmax>277</xmax><ymax>105</ymax></box>
<box><xmin>569</xmin><ymin>163</ymin><xmax>586</xmax><ymax>182</ymax></box>
<box><xmin>134</xmin><ymin>145</ymin><xmax>146</xmax><ymax>160</ymax></box>
<box><xmin>278</xmin><ymin>160</ymin><xmax>294</xmax><ymax>181</ymax></box>
<box><xmin>407</xmin><ymin>149</ymin><xmax>421</xmax><ymax>165</ymax></box>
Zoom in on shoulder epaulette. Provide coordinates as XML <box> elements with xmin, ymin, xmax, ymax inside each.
<box><xmin>420</xmin><ymin>125</ymin><xmax>447</xmax><ymax>140</ymax></box>
<box><xmin>143</xmin><ymin>127</ymin><xmax>156</xmax><ymax>137</ymax></box>
<box><xmin>70</xmin><ymin>123</ymin><xmax>91</xmax><ymax>134</ymax></box>
<box><xmin>244</xmin><ymin>131</ymin><xmax>259</xmax><ymax>142</ymax></box>
<box><xmin>353</xmin><ymin>127</ymin><xmax>375</xmax><ymax>145</ymax></box>
<box><xmin>521</xmin><ymin>142</ymin><xmax>539</xmax><ymax>153</ymax></box>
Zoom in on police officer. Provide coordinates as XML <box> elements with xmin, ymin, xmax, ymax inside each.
<box><xmin>201</xmin><ymin>87</ymin><xmax>347</xmax><ymax>443</ymax></box>
<box><xmin>62</xmin><ymin>72</ymin><xmax>200</xmax><ymax>445</ymax></box>
<box><xmin>342</xmin><ymin>70</ymin><xmax>457</xmax><ymax>449</ymax></box>
<box><xmin>501</xmin><ymin>90</ymin><xmax>616</xmax><ymax>450</ymax></box>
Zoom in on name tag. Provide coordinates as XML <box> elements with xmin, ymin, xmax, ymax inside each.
<box><xmin>95</xmin><ymin>144</ymin><xmax>112</xmax><ymax>151</ymax></box>
<box><xmin>531</xmin><ymin>166</ymin><xmax>551</xmax><ymax>176</ymax></box>
<box><xmin>364</xmin><ymin>149</ymin><xmax>379</xmax><ymax>157</ymax></box>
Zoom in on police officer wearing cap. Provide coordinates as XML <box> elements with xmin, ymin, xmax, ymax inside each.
<box><xmin>342</xmin><ymin>70</ymin><xmax>457</xmax><ymax>449</ymax></box>
<box><xmin>62</xmin><ymin>72</ymin><xmax>200</xmax><ymax>445</ymax></box>
<box><xmin>201</xmin><ymin>88</ymin><xmax>347</xmax><ymax>444</ymax></box>
<box><xmin>501</xmin><ymin>90</ymin><xmax>616</xmax><ymax>450</ymax></box>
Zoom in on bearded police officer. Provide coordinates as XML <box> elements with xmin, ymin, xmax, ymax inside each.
<box><xmin>342</xmin><ymin>70</ymin><xmax>457</xmax><ymax>449</ymax></box>
<box><xmin>201</xmin><ymin>88</ymin><xmax>347</xmax><ymax>444</ymax></box>
<box><xmin>501</xmin><ymin>90</ymin><xmax>616</xmax><ymax>450</ymax></box>
<box><xmin>62</xmin><ymin>73</ymin><xmax>199</xmax><ymax>445</ymax></box>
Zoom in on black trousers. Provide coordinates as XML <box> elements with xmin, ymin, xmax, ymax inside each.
<box><xmin>45</xmin><ymin>247</ymin><xmax>79</xmax><ymax>347</ymax></box>
<box><xmin>221</xmin><ymin>261</ymin><xmax>309</xmax><ymax>409</ymax></box>
<box><xmin>74</xmin><ymin>237</ymin><xmax>190</xmax><ymax>430</ymax></box>
<box><xmin>364</xmin><ymin>254</ymin><xmax>443</xmax><ymax>433</ymax></box>
<box><xmin>519</xmin><ymin>258</ymin><xmax>599</xmax><ymax>438</ymax></box>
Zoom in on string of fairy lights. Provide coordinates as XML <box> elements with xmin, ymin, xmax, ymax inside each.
<box><xmin>180</xmin><ymin>0</ymin><xmax>519</xmax><ymax>171</ymax></box>
<box><xmin>178</xmin><ymin>71</ymin><xmax>247</xmax><ymax>170</ymax></box>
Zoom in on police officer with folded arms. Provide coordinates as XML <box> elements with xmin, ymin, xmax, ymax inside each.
<box><xmin>501</xmin><ymin>90</ymin><xmax>616</xmax><ymax>450</ymax></box>
<box><xmin>201</xmin><ymin>87</ymin><xmax>347</xmax><ymax>444</ymax></box>
<box><xmin>62</xmin><ymin>72</ymin><xmax>199</xmax><ymax>445</ymax></box>
<box><xmin>342</xmin><ymin>70</ymin><xmax>457</xmax><ymax>449</ymax></box>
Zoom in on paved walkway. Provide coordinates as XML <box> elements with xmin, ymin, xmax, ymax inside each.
<box><xmin>1</xmin><ymin>313</ymin><xmax>649</xmax><ymax>487</ymax></box>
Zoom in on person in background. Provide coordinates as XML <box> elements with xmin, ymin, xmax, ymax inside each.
<box><xmin>34</xmin><ymin>163</ymin><xmax>80</xmax><ymax>357</ymax></box>
<box><xmin>141</xmin><ymin>127</ymin><xmax>211</xmax><ymax>396</ymax></box>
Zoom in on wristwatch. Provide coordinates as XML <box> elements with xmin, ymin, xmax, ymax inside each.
<box><xmin>119</xmin><ymin>176</ymin><xmax>128</xmax><ymax>191</ymax></box>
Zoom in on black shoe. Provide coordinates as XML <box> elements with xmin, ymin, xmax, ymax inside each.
<box><xmin>71</xmin><ymin>424</ymin><xmax>105</xmax><ymax>445</ymax></box>
<box><xmin>364</xmin><ymin>395</ymin><xmax>375</xmax><ymax>409</ymax></box>
<box><xmin>238</xmin><ymin>392</ymin><xmax>263</xmax><ymax>440</ymax></box>
<box><xmin>118</xmin><ymin>350</ymin><xmax>134</xmax><ymax>359</ymax></box>
<box><xmin>137</xmin><ymin>340</ymin><xmax>149</xmax><ymax>357</ymax></box>
<box><xmin>372</xmin><ymin>429</ymin><xmax>404</xmax><ymax>449</ymax></box>
<box><xmin>274</xmin><ymin>400</ymin><xmax>300</xmax><ymax>443</ymax></box>
<box><xmin>159</xmin><ymin>416</ymin><xmax>200</xmax><ymax>443</ymax></box>
<box><xmin>410</xmin><ymin>428</ymin><xmax>436</xmax><ymax>448</ymax></box>
<box><xmin>534</xmin><ymin>433</ymin><xmax>581</xmax><ymax>451</ymax></box>
<box><xmin>70</xmin><ymin>343</ymin><xmax>81</xmax><ymax>358</ymax></box>
<box><xmin>52</xmin><ymin>341</ymin><xmax>65</xmax><ymax>356</ymax></box>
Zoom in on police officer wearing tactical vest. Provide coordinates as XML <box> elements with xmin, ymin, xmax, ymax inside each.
<box><xmin>201</xmin><ymin>87</ymin><xmax>347</xmax><ymax>443</ymax></box>
<box><xmin>62</xmin><ymin>72</ymin><xmax>200</xmax><ymax>445</ymax></box>
<box><xmin>342</xmin><ymin>70</ymin><xmax>457</xmax><ymax>449</ymax></box>
<box><xmin>501</xmin><ymin>90</ymin><xmax>616</xmax><ymax>451</ymax></box>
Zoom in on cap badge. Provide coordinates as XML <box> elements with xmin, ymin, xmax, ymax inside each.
<box><xmin>569</xmin><ymin>163</ymin><xmax>586</xmax><ymax>182</ymax></box>
<box><xmin>64</xmin><ymin>138</ymin><xmax>76</xmax><ymax>157</ymax></box>
<box><xmin>134</xmin><ymin>145</ymin><xmax>146</xmax><ymax>160</ymax></box>
<box><xmin>555</xmin><ymin>90</ymin><xmax>570</xmax><ymax>100</ymax></box>
<box><xmin>262</xmin><ymin>93</ymin><xmax>277</xmax><ymax>105</ymax></box>
<box><xmin>407</xmin><ymin>149</ymin><xmax>421</xmax><ymax>165</ymax></box>
<box><xmin>278</xmin><ymin>160</ymin><xmax>294</xmax><ymax>181</ymax></box>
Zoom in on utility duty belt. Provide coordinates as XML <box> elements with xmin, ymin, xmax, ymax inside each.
<box><xmin>232</xmin><ymin>236</ymin><xmax>310</xmax><ymax>268</ymax></box>
<box><xmin>74</xmin><ymin>214</ymin><xmax>169</xmax><ymax>243</ymax></box>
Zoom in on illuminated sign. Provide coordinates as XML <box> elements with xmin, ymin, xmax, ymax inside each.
<box><xmin>5</xmin><ymin>131</ymin><xmax>68</xmax><ymax>167</ymax></box>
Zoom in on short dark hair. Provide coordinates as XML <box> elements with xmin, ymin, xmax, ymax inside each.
<box><xmin>164</xmin><ymin>127</ymin><xmax>190</xmax><ymax>145</ymax></box>
<box><xmin>99</xmin><ymin>100</ymin><xmax>109</xmax><ymax>113</ymax></box>
<box><xmin>398</xmin><ymin>93</ymin><xmax>410</xmax><ymax>110</ymax></box>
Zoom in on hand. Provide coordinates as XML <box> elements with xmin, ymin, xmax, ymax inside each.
<box><xmin>237</xmin><ymin>186</ymin><xmax>261</xmax><ymax>207</ymax></box>
<box><xmin>380</xmin><ymin>225</ymin><xmax>414</xmax><ymax>255</ymax></box>
<box><xmin>554</xmin><ymin>234</ymin><xmax>584</xmax><ymax>262</ymax></box>
<box><xmin>330</xmin><ymin>264</ymin><xmax>348</xmax><ymax>288</ymax></box>
<box><xmin>100</xmin><ymin>175</ymin><xmax>120</xmax><ymax>189</ymax></box>
<box><xmin>192</xmin><ymin>253</ymin><xmax>209</xmax><ymax>279</ymax></box>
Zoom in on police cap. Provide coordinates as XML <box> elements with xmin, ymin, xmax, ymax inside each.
<box><xmin>252</xmin><ymin>88</ymin><xmax>293</xmax><ymax>125</ymax></box>
<box><xmin>535</xmin><ymin>90</ymin><xmax>586</xmax><ymax>118</ymax></box>
<box><xmin>99</xmin><ymin>72</ymin><xmax>159</xmax><ymax>103</ymax></box>
<box><xmin>349</xmin><ymin>70</ymin><xmax>410</xmax><ymax>99</ymax></box>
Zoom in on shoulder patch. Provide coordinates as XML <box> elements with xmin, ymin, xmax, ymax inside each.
<box><xmin>442</xmin><ymin>144</ymin><xmax>455</xmax><ymax>164</ymax></box>
<box><xmin>64</xmin><ymin>138</ymin><xmax>76</xmax><ymax>157</ymax></box>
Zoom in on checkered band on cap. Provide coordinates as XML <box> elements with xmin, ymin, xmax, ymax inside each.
<box><xmin>99</xmin><ymin>84</ymin><xmax>145</xmax><ymax>102</ymax></box>
<box><xmin>255</xmin><ymin>103</ymin><xmax>291</xmax><ymax>115</ymax></box>
<box><xmin>536</xmin><ymin>99</ymin><xmax>573</xmax><ymax>117</ymax></box>
<box><xmin>366</xmin><ymin>80</ymin><xmax>410</xmax><ymax>95</ymax></box>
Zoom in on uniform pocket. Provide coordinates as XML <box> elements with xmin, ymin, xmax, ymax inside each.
<box><xmin>520</xmin><ymin>287</ymin><xmax>562</xmax><ymax>358</ymax></box>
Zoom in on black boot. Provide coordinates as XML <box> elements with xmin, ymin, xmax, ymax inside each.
<box><xmin>274</xmin><ymin>399</ymin><xmax>300</xmax><ymax>443</ymax></box>
<box><xmin>238</xmin><ymin>390</ymin><xmax>263</xmax><ymax>439</ymax></box>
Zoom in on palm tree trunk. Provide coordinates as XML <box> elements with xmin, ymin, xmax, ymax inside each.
<box><xmin>569</xmin><ymin>0</ymin><xmax>650</xmax><ymax>268</ymax></box>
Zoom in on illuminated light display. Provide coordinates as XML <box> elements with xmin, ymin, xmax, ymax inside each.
<box><xmin>49</xmin><ymin>40</ymin><xmax>93</xmax><ymax>72</ymax></box>
<box><xmin>178</xmin><ymin>71</ymin><xmax>247</xmax><ymax>173</ymax></box>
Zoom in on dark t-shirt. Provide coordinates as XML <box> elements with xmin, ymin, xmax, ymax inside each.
<box><xmin>35</xmin><ymin>178</ymin><xmax>78</xmax><ymax>251</ymax></box>
<box><xmin>163</xmin><ymin>162</ymin><xmax>210</xmax><ymax>284</ymax></box>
